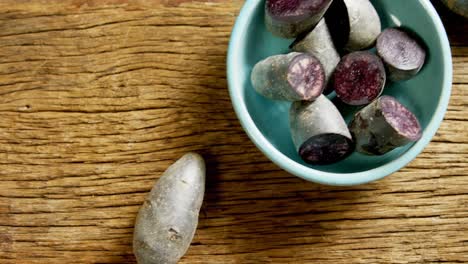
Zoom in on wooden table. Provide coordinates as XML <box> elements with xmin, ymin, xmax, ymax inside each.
<box><xmin>0</xmin><ymin>1</ymin><xmax>466</xmax><ymax>263</ymax></box>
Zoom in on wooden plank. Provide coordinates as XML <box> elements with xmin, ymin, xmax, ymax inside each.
<box><xmin>0</xmin><ymin>1</ymin><xmax>466</xmax><ymax>263</ymax></box>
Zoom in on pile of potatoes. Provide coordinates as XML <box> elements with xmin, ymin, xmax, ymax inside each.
<box><xmin>252</xmin><ymin>0</ymin><xmax>427</xmax><ymax>165</ymax></box>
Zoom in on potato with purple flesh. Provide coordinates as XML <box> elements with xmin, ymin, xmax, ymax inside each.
<box><xmin>325</xmin><ymin>0</ymin><xmax>381</xmax><ymax>52</ymax></box>
<box><xmin>133</xmin><ymin>153</ymin><xmax>205</xmax><ymax>264</ymax></box>
<box><xmin>265</xmin><ymin>0</ymin><xmax>334</xmax><ymax>39</ymax></box>
<box><xmin>349</xmin><ymin>96</ymin><xmax>422</xmax><ymax>156</ymax></box>
<box><xmin>290</xmin><ymin>95</ymin><xmax>354</xmax><ymax>165</ymax></box>
<box><xmin>290</xmin><ymin>19</ymin><xmax>340</xmax><ymax>94</ymax></box>
<box><xmin>442</xmin><ymin>0</ymin><xmax>468</xmax><ymax>18</ymax></box>
<box><xmin>333</xmin><ymin>51</ymin><xmax>386</xmax><ymax>106</ymax></box>
<box><xmin>376</xmin><ymin>28</ymin><xmax>426</xmax><ymax>81</ymax></box>
<box><xmin>251</xmin><ymin>52</ymin><xmax>325</xmax><ymax>101</ymax></box>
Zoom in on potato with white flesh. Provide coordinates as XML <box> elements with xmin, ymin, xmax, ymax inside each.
<box><xmin>333</xmin><ymin>51</ymin><xmax>386</xmax><ymax>106</ymax></box>
<box><xmin>265</xmin><ymin>0</ymin><xmax>333</xmax><ymax>38</ymax></box>
<box><xmin>290</xmin><ymin>95</ymin><xmax>354</xmax><ymax>165</ymax></box>
<box><xmin>251</xmin><ymin>52</ymin><xmax>325</xmax><ymax>101</ymax></box>
<box><xmin>325</xmin><ymin>0</ymin><xmax>381</xmax><ymax>52</ymax></box>
<box><xmin>349</xmin><ymin>96</ymin><xmax>422</xmax><ymax>156</ymax></box>
<box><xmin>133</xmin><ymin>153</ymin><xmax>205</xmax><ymax>264</ymax></box>
<box><xmin>290</xmin><ymin>19</ymin><xmax>340</xmax><ymax>94</ymax></box>
<box><xmin>377</xmin><ymin>27</ymin><xmax>426</xmax><ymax>81</ymax></box>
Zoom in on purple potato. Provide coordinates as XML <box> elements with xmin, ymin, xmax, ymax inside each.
<box><xmin>251</xmin><ymin>52</ymin><xmax>325</xmax><ymax>101</ymax></box>
<box><xmin>290</xmin><ymin>95</ymin><xmax>354</xmax><ymax>165</ymax></box>
<box><xmin>133</xmin><ymin>153</ymin><xmax>205</xmax><ymax>264</ymax></box>
<box><xmin>376</xmin><ymin>27</ymin><xmax>426</xmax><ymax>81</ymax></box>
<box><xmin>333</xmin><ymin>51</ymin><xmax>386</xmax><ymax>106</ymax></box>
<box><xmin>265</xmin><ymin>0</ymin><xmax>333</xmax><ymax>39</ymax></box>
<box><xmin>349</xmin><ymin>96</ymin><xmax>422</xmax><ymax>155</ymax></box>
<box><xmin>325</xmin><ymin>0</ymin><xmax>381</xmax><ymax>52</ymax></box>
<box><xmin>290</xmin><ymin>19</ymin><xmax>340</xmax><ymax>94</ymax></box>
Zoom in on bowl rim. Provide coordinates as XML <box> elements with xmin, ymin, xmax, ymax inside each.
<box><xmin>227</xmin><ymin>0</ymin><xmax>453</xmax><ymax>186</ymax></box>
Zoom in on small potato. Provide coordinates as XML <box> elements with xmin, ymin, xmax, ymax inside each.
<box><xmin>349</xmin><ymin>96</ymin><xmax>422</xmax><ymax>155</ymax></box>
<box><xmin>333</xmin><ymin>51</ymin><xmax>386</xmax><ymax>106</ymax></box>
<box><xmin>325</xmin><ymin>0</ymin><xmax>381</xmax><ymax>52</ymax></box>
<box><xmin>290</xmin><ymin>19</ymin><xmax>340</xmax><ymax>94</ymax></box>
<box><xmin>251</xmin><ymin>52</ymin><xmax>326</xmax><ymax>101</ymax></box>
<box><xmin>376</xmin><ymin>27</ymin><xmax>426</xmax><ymax>81</ymax></box>
<box><xmin>133</xmin><ymin>153</ymin><xmax>205</xmax><ymax>264</ymax></box>
<box><xmin>265</xmin><ymin>0</ymin><xmax>333</xmax><ymax>38</ymax></box>
<box><xmin>290</xmin><ymin>95</ymin><xmax>354</xmax><ymax>165</ymax></box>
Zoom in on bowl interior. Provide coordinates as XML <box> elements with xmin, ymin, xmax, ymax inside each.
<box><xmin>229</xmin><ymin>0</ymin><xmax>451</xmax><ymax>182</ymax></box>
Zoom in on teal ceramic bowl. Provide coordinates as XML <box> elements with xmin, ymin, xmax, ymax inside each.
<box><xmin>227</xmin><ymin>0</ymin><xmax>452</xmax><ymax>186</ymax></box>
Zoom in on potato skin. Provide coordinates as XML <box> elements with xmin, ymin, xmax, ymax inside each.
<box><xmin>290</xmin><ymin>95</ymin><xmax>354</xmax><ymax>165</ymax></box>
<box><xmin>344</xmin><ymin>0</ymin><xmax>381</xmax><ymax>51</ymax></box>
<box><xmin>251</xmin><ymin>52</ymin><xmax>325</xmax><ymax>101</ymax></box>
<box><xmin>325</xmin><ymin>0</ymin><xmax>381</xmax><ymax>52</ymax></box>
<box><xmin>349</xmin><ymin>96</ymin><xmax>422</xmax><ymax>155</ymax></box>
<box><xmin>251</xmin><ymin>52</ymin><xmax>304</xmax><ymax>101</ymax></box>
<box><xmin>133</xmin><ymin>153</ymin><xmax>205</xmax><ymax>264</ymax></box>
<box><xmin>291</xmin><ymin>19</ymin><xmax>340</xmax><ymax>93</ymax></box>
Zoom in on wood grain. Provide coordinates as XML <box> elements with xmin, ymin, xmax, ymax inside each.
<box><xmin>0</xmin><ymin>1</ymin><xmax>467</xmax><ymax>263</ymax></box>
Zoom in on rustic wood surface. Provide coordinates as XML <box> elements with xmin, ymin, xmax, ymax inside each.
<box><xmin>0</xmin><ymin>0</ymin><xmax>466</xmax><ymax>263</ymax></box>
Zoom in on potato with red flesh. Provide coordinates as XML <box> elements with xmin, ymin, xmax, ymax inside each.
<box><xmin>251</xmin><ymin>52</ymin><xmax>325</xmax><ymax>101</ymax></box>
<box><xmin>290</xmin><ymin>19</ymin><xmax>340</xmax><ymax>94</ymax></box>
<box><xmin>290</xmin><ymin>95</ymin><xmax>354</xmax><ymax>165</ymax></box>
<box><xmin>333</xmin><ymin>51</ymin><xmax>386</xmax><ymax>106</ymax></box>
<box><xmin>265</xmin><ymin>0</ymin><xmax>333</xmax><ymax>38</ymax></box>
<box><xmin>377</xmin><ymin>27</ymin><xmax>426</xmax><ymax>81</ymax></box>
<box><xmin>349</xmin><ymin>96</ymin><xmax>422</xmax><ymax>156</ymax></box>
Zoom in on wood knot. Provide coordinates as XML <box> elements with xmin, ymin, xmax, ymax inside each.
<box><xmin>0</xmin><ymin>233</ymin><xmax>13</xmax><ymax>251</ymax></box>
<box><xmin>18</xmin><ymin>105</ymin><xmax>31</xmax><ymax>112</ymax></box>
